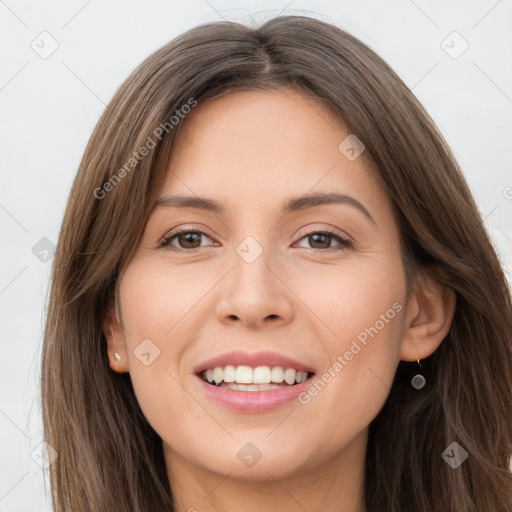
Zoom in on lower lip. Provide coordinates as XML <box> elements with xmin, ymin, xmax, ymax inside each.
<box><xmin>195</xmin><ymin>375</ymin><xmax>314</xmax><ymax>413</ymax></box>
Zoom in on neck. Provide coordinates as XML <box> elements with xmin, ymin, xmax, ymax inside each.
<box><xmin>164</xmin><ymin>429</ymin><xmax>367</xmax><ymax>512</ymax></box>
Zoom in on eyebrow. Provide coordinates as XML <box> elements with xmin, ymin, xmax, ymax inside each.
<box><xmin>153</xmin><ymin>192</ymin><xmax>376</xmax><ymax>225</ymax></box>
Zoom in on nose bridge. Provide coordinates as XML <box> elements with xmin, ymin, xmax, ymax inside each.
<box><xmin>215</xmin><ymin>232</ymin><xmax>294</xmax><ymax>326</ymax></box>
<box><xmin>231</xmin><ymin>233</ymin><xmax>277</xmax><ymax>300</ymax></box>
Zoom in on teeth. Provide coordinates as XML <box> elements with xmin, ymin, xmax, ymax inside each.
<box><xmin>296</xmin><ymin>371</ymin><xmax>308</xmax><ymax>383</ymax></box>
<box><xmin>223</xmin><ymin>365</ymin><xmax>235</xmax><ymax>383</ymax></box>
<box><xmin>253</xmin><ymin>366</ymin><xmax>271</xmax><ymax>384</ymax></box>
<box><xmin>220</xmin><ymin>383</ymin><xmax>282</xmax><ymax>391</ymax></box>
<box><xmin>284</xmin><ymin>368</ymin><xmax>296</xmax><ymax>385</ymax></box>
<box><xmin>202</xmin><ymin>365</ymin><xmax>310</xmax><ymax>386</ymax></box>
<box><xmin>235</xmin><ymin>365</ymin><xmax>253</xmax><ymax>384</ymax></box>
<box><xmin>271</xmin><ymin>366</ymin><xmax>284</xmax><ymax>383</ymax></box>
<box><xmin>213</xmin><ymin>367</ymin><xmax>223</xmax><ymax>385</ymax></box>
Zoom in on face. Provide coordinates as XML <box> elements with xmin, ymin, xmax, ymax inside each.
<box><xmin>112</xmin><ymin>88</ymin><xmax>409</xmax><ymax>482</ymax></box>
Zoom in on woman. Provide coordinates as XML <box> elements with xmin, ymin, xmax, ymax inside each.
<box><xmin>41</xmin><ymin>14</ymin><xmax>512</xmax><ymax>512</ymax></box>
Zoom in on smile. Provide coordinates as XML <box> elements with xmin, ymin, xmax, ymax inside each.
<box><xmin>200</xmin><ymin>365</ymin><xmax>312</xmax><ymax>391</ymax></box>
<box><xmin>193</xmin><ymin>350</ymin><xmax>316</xmax><ymax>412</ymax></box>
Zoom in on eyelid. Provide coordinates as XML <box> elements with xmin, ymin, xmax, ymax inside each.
<box><xmin>159</xmin><ymin>223</ymin><xmax>353</xmax><ymax>251</ymax></box>
<box><xmin>294</xmin><ymin>224</ymin><xmax>353</xmax><ymax>244</ymax></box>
<box><xmin>159</xmin><ymin>224</ymin><xmax>217</xmax><ymax>248</ymax></box>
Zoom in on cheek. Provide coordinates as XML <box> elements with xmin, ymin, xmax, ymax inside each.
<box><xmin>297</xmin><ymin>257</ymin><xmax>405</xmax><ymax>419</ymax></box>
<box><xmin>119</xmin><ymin>259</ymin><xmax>208</xmax><ymax>342</ymax></box>
<box><xmin>116</xmin><ymin>264</ymin><xmax>194</xmax><ymax>425</ymax></box>
<box><xmin>298</xmin><ymin>253</ymin><xmax>405</xmax><ymax>343</ymax></box>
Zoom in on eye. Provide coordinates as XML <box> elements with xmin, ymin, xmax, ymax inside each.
<box><xmin>160</xmin><ymin>228</ymin><xmax>351</xmax><ymax>252</ymax></box>
<box><xmin>160</xmin><ymin>229</ymin><xmax>217</xmax><ymax>250</ymax></box>
<box><xmin>294</xmin><ymin>229</ymin><xmax>352</xmax><ymax>252</ymax></box>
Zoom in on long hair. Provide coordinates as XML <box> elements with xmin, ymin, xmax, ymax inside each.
<box><xmin>41</xmin><ymin>15</ymin><xmax>512</xmax><ymax>511</ymax></box>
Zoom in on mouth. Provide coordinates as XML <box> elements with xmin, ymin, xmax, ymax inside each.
<box><xmin>193</xmin><ymin>350</ymin><xmax>316</xmax><ymax>412</ymax></box>
<box><xmin>198</xmin><ymin>365</ymin><xmax>315</xmax><ymax>391</ymax></box>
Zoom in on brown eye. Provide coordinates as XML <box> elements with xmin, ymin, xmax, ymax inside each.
<box><xmin>160</xmin><ymin>230</ymin><xmax>213</xmax><ymax>250</ymax></box>
<box><xmin>295</xmin><ymin>230</ymin><xmax>351</xmax><ymax>251</ymax></box>
<box><xmin>159</xmin><ymin>228</ymin><xmax>351</xmax><ymax>252</ymax></box>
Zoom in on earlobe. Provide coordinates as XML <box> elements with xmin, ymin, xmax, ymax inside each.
<box><xmin>399</xmin><ymin>271</ymin><xmax>456</xmax><ymax>361</ymax></box>
<box><xmin>103</xmin><ymin>299</ymin><xmax>130</xmax><ymax>374</ymax></box>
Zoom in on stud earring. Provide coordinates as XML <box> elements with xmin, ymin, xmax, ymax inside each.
<box><xmin>110</xmin><ymin>325</ymin><xmax>121</xmax><ymax>362</ymax></box>
<box><xmin>411</xmin><ymin>359</ymin><xmax>426</xmax><ymax>390</ymax></box>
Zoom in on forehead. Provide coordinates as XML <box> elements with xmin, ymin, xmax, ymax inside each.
<box><xmin>162</xmin><ymin>88</ymin><xmax>388</xmax><ymax>220</ymax></box>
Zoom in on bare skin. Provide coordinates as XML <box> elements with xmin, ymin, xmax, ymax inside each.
<box><xmin>104</xmin><ymin>88</ymin><xmax>456</xmax><ymax>512</ymax></box>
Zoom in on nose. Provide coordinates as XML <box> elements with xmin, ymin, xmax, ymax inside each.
<box><xmin>215</xmin><ymin>241</ymin><xmax>295</xmax><ymax>329</ymax></box>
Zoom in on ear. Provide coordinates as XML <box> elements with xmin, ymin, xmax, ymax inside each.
<box><xmin>103</xmin><ymin>296</ymin><xmax>130</xmax><ymax>373</ymax></box>
<box><xmin>399</xmin><ymin>269</ymin><xmax>456</xmax><ymax>361</ymax></box>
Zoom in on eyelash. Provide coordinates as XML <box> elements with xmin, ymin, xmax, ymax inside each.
<box><xmin>159</xmin><ymin>227</ymin><xmax>352</xmax><ymax>253</ymax></box>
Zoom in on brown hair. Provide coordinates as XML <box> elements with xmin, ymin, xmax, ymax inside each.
<box><xmin>41</xmin><ymin>14</ymin><xmax>512</xmax><ymax>511</ymax></box>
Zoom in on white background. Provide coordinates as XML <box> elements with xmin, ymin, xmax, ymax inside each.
<box><xmin>1</xmin><ymin>0</ymin><xmax>511</xmax><ymax>509</ymax></box>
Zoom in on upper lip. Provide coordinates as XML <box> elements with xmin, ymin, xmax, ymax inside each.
<box><xmin>193</xmin><ymin>350</ymin><xmax>316</xmax><ymax>374</ymax></box>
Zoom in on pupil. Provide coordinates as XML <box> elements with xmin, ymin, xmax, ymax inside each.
<box><xmin>311</xmin><ymin>234</ymin><xmax>329</xmax><ymax>248</ymax></box>
<box><xmin>181</xmin><ymin>233</ymin><xmax>200</xmax><ymax>248</ymax></box>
